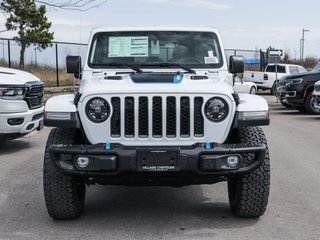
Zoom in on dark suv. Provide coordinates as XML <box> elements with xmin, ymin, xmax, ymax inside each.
<box><xmin>279</xmin><ymin>64</ymin><xmax>320</xmax><ymax>114</ymax></box>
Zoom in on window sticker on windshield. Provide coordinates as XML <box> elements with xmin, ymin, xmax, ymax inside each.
<box><xmin>108</xmin><ymin>36</ymin><xmax>149</xmax><ymax>57</ymax></box>
<box><xmin>204</xmin><ymin>50</ymin><xmax>219</xmax><ymax>64</ymax></box>
<box><xmin>151</xmin><ymin>40</ymin><xmax>160</xmax><ymax>55</ymax></box>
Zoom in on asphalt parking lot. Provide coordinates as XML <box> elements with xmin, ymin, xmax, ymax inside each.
<box><xmin>1</xmin><ymin>96</ymin><xmax>320</xmax><ymax>240</ymax></box>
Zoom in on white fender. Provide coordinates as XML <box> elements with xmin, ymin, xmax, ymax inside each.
<box><xmin>237</xmin><ymin>94</ymin><xmax>269</xmax><ymax>112</ymax></box>
<box><xmin>45</xmin><ymin>94</ymin><xmax>77</xmax><ymax>113</ymax></box>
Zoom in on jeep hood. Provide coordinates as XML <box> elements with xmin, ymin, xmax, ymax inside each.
<box><xmin>79</xmin><ymin>72</ymin><xmax>235</xmax><ymax>101</ymax></box>
<box><xmin>0</xmin><ymin>67</ymin><xmax>41</xmax><ymax>85</ymax></box>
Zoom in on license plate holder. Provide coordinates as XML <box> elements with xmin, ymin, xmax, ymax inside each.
<box><xmin>137</xmin><ymin>149</ymin><xmax>180</xmax><ymax>172</ymax></box>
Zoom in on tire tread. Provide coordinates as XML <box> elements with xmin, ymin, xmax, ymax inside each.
<box><xmin>228</xmin><ymin>126</ymin><xmax>270</xmax><ymax>218</ymax></box>
<box><xmin>43</xmin><ymin>128</ymin><xmax>85</xmax><ymax>220</ymax></box>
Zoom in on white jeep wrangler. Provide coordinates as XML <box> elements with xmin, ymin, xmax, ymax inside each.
<box><xmin>0</xmin><ymin>67</ymin><xmax>44</xmax><ymax>144</ymax></box>
<box><xmin>43</xmin><ymin>27</ymin><xmax>270</xmax><ymax>220</ymax></box>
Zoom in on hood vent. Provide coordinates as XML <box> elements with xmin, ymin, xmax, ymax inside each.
<box><xmin>0</xmin><ymin>71</ymin><xmax>15</xmax><ymax>75</ymax></box>
<box><xmin>130</xmin><ymin>73</ymin><xmax>180</xmax><ymax>83</ymax></box>
<box><xmin>191</xmin><ymin>76</ymin><xmax>208</xmax><ymax>80</ymax></box>
<box><xmin>105</xmin><ymin>76</ymin><xmax>123</xmax><ymax>80</ymax></box>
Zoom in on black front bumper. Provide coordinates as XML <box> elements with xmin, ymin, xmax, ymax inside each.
<box><xmin>279</xmin><ymin>84</ymin><xmax>305</xmax><ymax>106</ymax></box>
<box><xmin>279</xmin><ymin>91</ymin><xmax>304</xmax><ymax>105</ymax></box>
<box><xmin>49</xmin><ymin>142</ymin><xmax>266</xmax><ymax>185</ymax></box>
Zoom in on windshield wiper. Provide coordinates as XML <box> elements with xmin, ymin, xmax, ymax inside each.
<box><xmin>95</xmin><ymin>63</ymin><xmax>143</xmax><ymax>73</ymax></box>
<box><xmin>142</xmin><ymin>63</ymin><xmax>196</xmax><ymax>74</ymax></box>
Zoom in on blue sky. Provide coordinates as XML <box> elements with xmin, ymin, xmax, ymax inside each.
<box><xmin>0</xmin><ymin>0</ymin><xmax>319</xmax><ymax>59</ymax></box>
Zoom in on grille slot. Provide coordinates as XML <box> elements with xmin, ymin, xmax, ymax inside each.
<box><xmin>166</xmin><ymin>97</ymin><xmax>176</xmax><ymax>138</ymax></box>
<box><xmin>139</xmin><ymin>97</ymin><xmax>149</xmax><ymax>138</ymax></box>
<box><xmin>125</xmin><ymin>97</ymin><xmax>135</xmax><ymax>138</ymax></box>
<box><xmin>152</xmin><ymin>97</ymin><xmax>163</xmax><ymax>138</ymax></box>
<box><xmin>194</xmin><ymin>97</ymin><xmax>204</xmax><ymax>137</ymax></box>
<box><xmin>24</xmin><ymin>84</ymin><xmax>44</xmax><ymax>110</ymax></box>
<box><xmin>180</xmin><ymin>97</ymin><xmax>190</xmax><ymax>137</ymax></box>
<box><xmin>111</xmin><ymin>97</ymin><xmax>121</xmax><ymax>137</ymax></box>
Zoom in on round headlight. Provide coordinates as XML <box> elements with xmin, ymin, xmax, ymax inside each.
<box><xmin>86</xmin><ymin>97</ymin><xmax>110</xmax><ymax>123</ymax></box>
<box><xmin>205</xmin><ymin>97</ymin><xmax>229</xmax><ymax>122</ymax></box>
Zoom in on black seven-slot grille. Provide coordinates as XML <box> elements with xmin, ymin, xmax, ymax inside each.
<box><xmin>24</xmin><ymin>84</ymin><xmax>44</xmax><ymax>109</ymax></box>
<box><xmin>110</xmin><ymin>96</ymin><xmax>204</xmax><ymax>139</ymax></box>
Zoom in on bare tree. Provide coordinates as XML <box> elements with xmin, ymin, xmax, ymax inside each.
<box><xmin>35</xmin><ymin>0</ymin><xmax>108</xmax><ymax>11</ymax></box>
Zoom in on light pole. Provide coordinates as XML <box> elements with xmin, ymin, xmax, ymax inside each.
<box><xmin>301</xmin><ymin>28</ymin><xmax>310</xmax><ymax>61</ymax></box>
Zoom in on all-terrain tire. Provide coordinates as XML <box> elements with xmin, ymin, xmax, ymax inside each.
<box><xmin>228</xmin><ymin>126</ymin><xmax>270</xmax><ymax>218</ymax></box>
<box><xmin>43</xmin><ymin>128</ymin><xmax>86</xmax><ymax>220</ymax></box>
<box><xmin>305</xmin><ymin>93</ymin><xmax>320</xmax><ymax>115</ymax></box>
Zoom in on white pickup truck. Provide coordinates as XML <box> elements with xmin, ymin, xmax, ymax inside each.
<box><xmin>243</xmin><ymin>64</ymin><xmax>307</xmax><ymax>95</ymax></box>
<box><xmin>0</xmin><ymin>67</ymin><xmax>44</xmax><ymax>143</ymax></box>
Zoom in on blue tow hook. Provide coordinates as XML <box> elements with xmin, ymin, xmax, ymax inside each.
<box><xmin>106</xmin><ymin>139</ymin><xmax>111</xmax><ymax>150</ymax></box>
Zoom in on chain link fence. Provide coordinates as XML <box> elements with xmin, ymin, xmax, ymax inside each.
<box><xmin>0</xmin><ymin>38</ymin><xmax>267</xmax><ymax>87</ymax></box>
<box><xmin>0</xmin><ymin>38</ymin><xmax>87</xmax><ymax>87</ymax></box>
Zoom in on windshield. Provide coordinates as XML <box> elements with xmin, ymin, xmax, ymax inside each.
<box><xmin>314</xmin><ymin>63</ymin><xmax>320</xmax><ymax>71</ymax></box>
<box><xmin>88</xmin><ymin>31</ymin><xmax>224</xmax><ymax>69</ymax></box>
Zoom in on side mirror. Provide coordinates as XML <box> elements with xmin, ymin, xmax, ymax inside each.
<box><xmin>66</xmin><ymin>56</ymin><xmax>82</xmax><ymax>79</ymax></box>
<box><xmin>229</xmin><ymin>56</ymin><xmax>244</xmax><ymax>74</ymax></box>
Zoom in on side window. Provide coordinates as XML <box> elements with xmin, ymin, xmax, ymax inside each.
<box><xmin>265</xmin><ymin>65</ymin><xmax>275</xmax><ymax>72</ymax></box>
<box><xmin>266</xmin><ymin>65</ymin><xmax>285</xmax><ymax>73</ymax></box>
<box><xmin>314</xmin><ymin>63</ymin><xmax>320</xmax><ymax>71</ymax></box>
<box><xmin>298</xmin><ymin>67</ymin><xmax>307</xmax><ymax>73</ymax></box>
<box><xmin>277</xmin><ymin>66</ymin><xmax>286</xmax><ymax>73</ymax></box>
<box><xmin>289</xmin><ymin>66</ymin><xmax>298</xmax><ymax>74</ymax></box>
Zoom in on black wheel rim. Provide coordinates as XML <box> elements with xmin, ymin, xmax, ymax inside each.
<box><xmin>310</xmin><ymin>97</ymin><xmax>320</xmax><ymax>113</ymax></box>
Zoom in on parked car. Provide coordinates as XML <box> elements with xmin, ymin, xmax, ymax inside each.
<box><xmin>312</xmin><ymin>81</ymin><xmax>320</xmax><ymax>111</ymax></box>
<box><xmin>0</xmin><ymin>67</ymin><xmax>44</xmax><ymax>144</ymax></box>
<box><xmin>243</xmin><ymin>64</ymin><xmax>307</xmax><ymax>95</ymax></box>
<box><xmin>234</xmin><ymin>76</ymin><xmax>257</xmax><ymax>94</ymax></box>
<box><xmin>278</xmin><ymin>64</ymin><xmax>320</xmax><ymax>114</ymax></box>
<box><xmin>43</xmin><ymin>27</ymin><xmax>271</xmax><ymax>220</ymax></box>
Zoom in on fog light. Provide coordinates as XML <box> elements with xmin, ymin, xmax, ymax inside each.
<box><xmin>227</xmin><ymin>156</ymin><xmax>240</xmax><ymax>168</ymax></box>
<box><xmin>8</xmin><ymin>118</ymin><xmax>24</xmax><ymax>126</ymax></box>
<box><xmin>26</xmin><ymin>123</ymin><xmax>35</xmax><ymax>130</ymax></box>
<box><xmin>77</xmin><ymin>157</ymin><xmax>90</xmax><ymax>168</ymax></box>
